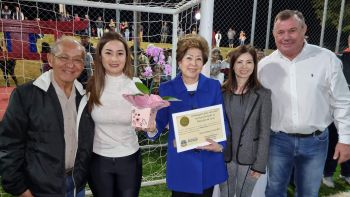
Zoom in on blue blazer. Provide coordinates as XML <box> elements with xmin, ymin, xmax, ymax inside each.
<box><xmin>154</xmin><ymin>73</ymin><xmax>228</xmax><ymax>194</ymax></box>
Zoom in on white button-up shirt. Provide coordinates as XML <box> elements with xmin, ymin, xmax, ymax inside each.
<box><xmin>258</xmin><ymin>43</ymin><xmax>350</xmax><ymax>144</ymax></box>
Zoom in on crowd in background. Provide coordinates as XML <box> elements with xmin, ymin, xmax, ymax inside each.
<box><xmin>1</xmin><ymin>5</ymin><xmax>350</xmax><ymax>197</ymax></box>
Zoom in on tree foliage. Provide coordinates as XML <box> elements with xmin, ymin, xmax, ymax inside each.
<box><xmin>311</xmin><ymin>0</ymin><xmax>350</xmax><ymax>34</ymax></box>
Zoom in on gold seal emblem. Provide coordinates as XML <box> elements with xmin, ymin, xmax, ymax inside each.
<box><xmin>180</xmin><ymin>116</ymin><xmax>189</xmax><ymax>127</ymax></box>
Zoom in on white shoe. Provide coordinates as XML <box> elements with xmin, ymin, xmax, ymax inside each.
<box><xmin>322</xmin><ymin>176</ymin><xmax>335</xmax><ymax>188</ymax></box>
<box><xmin>340</xmin><ymin>175</ymin><xmax>350</xmax><ymax>185</ymax></box>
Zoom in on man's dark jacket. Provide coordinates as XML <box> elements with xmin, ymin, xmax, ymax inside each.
<box><xmin>340</xmin><ymin>52</ymin><xmax>350</xmax><ymax>86</ymax></box>
<box><xmin>0</xmin><ymin>70</ymin><xmax>94</xmax><ymax>197</ymax></box>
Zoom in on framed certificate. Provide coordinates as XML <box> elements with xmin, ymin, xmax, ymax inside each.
<box><xmin>172</xmin><ymin>104</ymin><xmax>226</xmax><ymax>153</ymax></box>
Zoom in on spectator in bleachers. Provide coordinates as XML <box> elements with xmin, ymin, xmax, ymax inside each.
<box><xmin>1</xmin><ymin>5</ymin><xmax>12</xmax><ymax>19</ymax></box>
<box><xmin>84</xmin><ymin>15</ymin><xmax>91</xmax><ymax>37</ymax></box>
<box><xmin>120</xmin><ymin>21</ymin><xmax>127</xmax><ymax>36</ymax></box>
<box><xmin>66</xmin><ymin>13</ymin><xmax>72</xmax><ymax>21</ymax></box>
<box><xmin>74</xmin><ymin>13</ymin><xmax>80</xmax><ymax>21</ymax></box>
<box><xmin>191</xmin><ymin>27</ymin><xmax>197</xmax><ymax>35</ymax></box>
<box><xmin>227</xmin><ymin>27</ymin><xmax>236</xmax><ymax>48</ymax></box>
<box><xmin>12</xmin><ymin>6</ymin><xmax>24</xmax><ymax>21</ymax></box>
<box><xmin>239</xmin><ymin>31</ymin><xmax>247</xmax><ymax>46</ymax></box>
<box><xmin>108</xmin><ymin>19</ymin><xmax>116</xmax><ymax>32</ymax></box>
<box><xmin>178</xmin><ymin>27</ymin><xmax>185</xmax><ymax>38</ymax></box>
<box><xmin>212</xmin><ymin>31</ymin><xmax>216</xmax><ymax>48</ymax></box>
<box><xmin>0</xmin><ymin>59</ymin><xmax>18</xmax><ymax>87</ymax></box>
<box><xmin>160</xmin><ymin>21</ymin><xmax>169</xmax><ymax>43</ymax></box>
<box><xmin>96</xmin><ymin>16</ymin><xmax>104</xmax><ymax>38</ymax></box>
<box><xmin>210</xmin><ymin>47</ymin><xmax>225</xmax><ymax>84</ymax></box>
<box><xmin>341</xmin><ymin>34</ymin><xmax>350</xmax><ymax>83</ymax></box>
<box><xmin>139</xmin><ymin>24</ymin><xmax>144</xmax><ymax>42</ymax></box>
<box><xmin>215</xmin><ymin>30</ymin><xmax>222</xmax><ymax>48</ymax></box>
<box><xmin>78</xmin><ymin>34</ymin><xmax>95</xmax><ymax>88</ymax></box>
<box><xmin>125</xmin><ymin>25</ymin><xmax>130</xmax><ymax>41</ymax></box>
<box><xmin>58</xmin><ymin>12</ymin><xmax>67</xmax><ymax>21</ymax></box>
<box><xmin>0</xmin><ymin>39</ymin><xmax>18</xmax><ymax>87</ymax></box>
<box><xmin>40</xmin><ymin>42</ymin><xmax>51</xmax><ymax>73</ymax></box>
<box><xmin>344</xmin><ymin>34</ymin><xmax>350</xmax><ymax>53</ymax></box>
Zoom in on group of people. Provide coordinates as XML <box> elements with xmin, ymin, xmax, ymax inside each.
<box><xmin>1</xmin><ymin>5</ymin><xmax>25</xmax><ymax>20</ymax></box>
<box><xmin>0</xmin><ymin>9</ymin><xmax>350</xmax><ymax>197</ymax></box>
<box><xmin>0</xmin><ymin>4</ymin><xmax>21</xmax><ymax>87</ymax></box>
<box><xmin>226</xmin><ymin>28</ymin><xmax>247</xmax><ymax>48</ymax></box>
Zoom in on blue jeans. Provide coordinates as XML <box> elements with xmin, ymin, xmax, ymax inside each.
<box><xmin>66</xmin><ymin>175</ymin><xmax>85</xmax><ymax>197</ymax></box>
<box><xmin>265</xmin><ymin>129</ymin><xmax>328</xmax><ymax>197</ymax></box>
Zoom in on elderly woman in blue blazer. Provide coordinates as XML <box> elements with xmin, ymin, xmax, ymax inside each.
<box><xmin>219</xmin><ymin>45</ymin><xmax>272</xmax><ymax>197</ymax></box>
<box><xmin>149</xmin><ymin>34</ymin><xmax>228</xmax><ymax>197</ymax></box>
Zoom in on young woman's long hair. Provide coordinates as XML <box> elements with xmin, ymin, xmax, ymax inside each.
<box><xmin>222</xmin><ymin>45</ymin><xmax>261</xmax><ymax>95</ymax></box>
<box><xmin>86</xmin><ymin>32</ymin><xmax>133</xmax><ymax>112</ymax></box>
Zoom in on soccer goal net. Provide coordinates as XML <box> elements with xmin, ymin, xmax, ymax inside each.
<box><xmin>0</xmin><ymin>0</ymin><xmax>201</xmax><ymax>193</ymax></box>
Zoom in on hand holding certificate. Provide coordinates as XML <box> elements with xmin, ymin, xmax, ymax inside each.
<box><xmin>172</xmin><ymin>104</ymin><xmax>226</xmax><ymax>153</ymax></box>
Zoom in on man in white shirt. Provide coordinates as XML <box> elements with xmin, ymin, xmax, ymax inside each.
<box><xmin>215</xmin><ymin>30</ymin><xmax>222</xmax><ymax>48</ymax></box>
<box><xmin>258</xmin><ymin>10</ymin><xmax>350</xmax><ymax>197</ymax></box>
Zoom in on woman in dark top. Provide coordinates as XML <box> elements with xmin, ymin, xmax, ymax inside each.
<box><xmin>220</xmin><ymin>45</ymin><xmax>272</xmax><ymax>197</ymax></box>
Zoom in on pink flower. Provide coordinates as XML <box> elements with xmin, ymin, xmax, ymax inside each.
<box><xmin>143</xmin><ymin>66</ymin><xmax>153</xmax><ymax>78</ymax></box>
<box><xmin>164</xmin><ymin>64</ymin><xmax>171</xmax><ymax>76</ymax></box>
<box><xmin>122</xmin><ymin>94</ymin><xmax>170</xmax><ymax>111</ymax></box>
<box><xmin>145</xmin><ymin>45</ymin><xmax>155</xmax><ymax>56</ymax></box>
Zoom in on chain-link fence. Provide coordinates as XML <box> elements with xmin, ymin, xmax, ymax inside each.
<box><xmin>214</xmin><ymin>0</ymin><xmax>350</xmax><ymax>53</ymax></box>
<box><xmin>0</xmin><ymin>1</ymin><xmax>201</xmax><ymax>196</ymax></box>
<box><xmin>0</xmin><ymin>0</ymin><xmax>349</xmax><ymax>196</ymax></box>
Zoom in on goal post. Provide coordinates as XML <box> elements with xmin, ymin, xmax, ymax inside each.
<box><xmin>23</xmin><ymin>0</ymin><xmax>204</xmax><ymax>80</ymax></box>
<box><xmin>0</xmin><ymin>0</ymin><xmax>214</xmax><ymax>190</ymax></box>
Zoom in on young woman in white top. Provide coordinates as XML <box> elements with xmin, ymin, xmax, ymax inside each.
<box><xmin>86</xmin><ymin>32</ymin><xmax>141</xmax><ymax>197</ymax></box>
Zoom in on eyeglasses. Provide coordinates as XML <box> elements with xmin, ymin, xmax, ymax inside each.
<box><xmin>54</xmin><ymin>55</ymin><xmax>84</xmax><ymax>65</ymax></box>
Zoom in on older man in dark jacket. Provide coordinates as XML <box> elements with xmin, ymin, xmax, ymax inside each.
<box><xmin>0</xmin><ymin>37</ymin><xmax>94</xmax><ymax>197</ymax></box>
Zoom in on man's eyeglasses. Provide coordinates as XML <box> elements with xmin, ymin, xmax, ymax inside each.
<box><xmin>54</xmin><ymin>55</ymin><xmax>84</xmax><ymax>65</ymax></box>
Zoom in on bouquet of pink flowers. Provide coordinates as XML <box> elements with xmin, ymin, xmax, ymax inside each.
<box><xmin>123</xmin><ymin>82</ymin><xmax>178</xmax><ymax>129</ymax></box>
<box><xmin>143</xmin><ymin>45</ymin><xmax>172</xmax><ymax>78</ymax></box>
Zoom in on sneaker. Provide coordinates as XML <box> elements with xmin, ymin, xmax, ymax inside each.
<box><xmin>340</xmin><ymin>175</ymin><xmax>350</xmax><ymax>185</ymax></box>
<box><xmin>322</xmin><ymin>176</ymin><xmax>335</xmax><ymax>188</ymax></box>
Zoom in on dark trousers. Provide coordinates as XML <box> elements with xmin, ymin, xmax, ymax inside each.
<box><xmin>88</xmin><ymin>149</ymin><xmax>142</xmax><ymax>197</ymax></box>
<box><xmin>0</xmin><ymin>60</ymin><xmax>18</xmax><ymax>87</ymax></box>
<box><xmin>324</xmin><ymin>123</ymin><xmax>350</xmax><ymax>177</ymax></box>
<box><xmin>172</xmin><ymin>187</ymin><xmax>214</xmax><ymax>197</ymax></box>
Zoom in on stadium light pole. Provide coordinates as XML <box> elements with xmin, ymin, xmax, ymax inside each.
<box><xmin>250</xmin><ymin>0</ymin><xmax>258</xmax><ymax>46</ymax></box>
<box><xmin>116</xmin><ymin>0</ymin><xmax>120</xmax><ymax>32</ymax></box>
<box><xmin>335</xmin><ymin>0</ymin><xmax>345</xmax><ymax>53</ymax></box>
<box><xmin>265</xmin><ymin>0</ymin><xmax>273</xmax><ymax>51</ymax></box>
<box><xmin>319</xmin><ymin>0</ymin><xmax>328</xmax><ymax>47</ymax></box>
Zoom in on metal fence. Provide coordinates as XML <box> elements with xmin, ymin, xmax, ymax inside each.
<box><xmin>214</xmin><ymin>0</ymin><xmax>350</xmax><ymax>53</ymax></box>
<box><xmin>0</xmin><ymin>0</ymin><xmax>201</xmax><ymax>193</ymax></box>
<box><xmin>0</xmin><ymin>0</ymin><xmax>349</xmax><ymax>195</ymax></box>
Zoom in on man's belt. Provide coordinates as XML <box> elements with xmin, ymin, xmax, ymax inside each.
<box><xmin>280</xmin><ymin>130</ymin><xmax>322</xmax><ymax>138</ymax></box>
